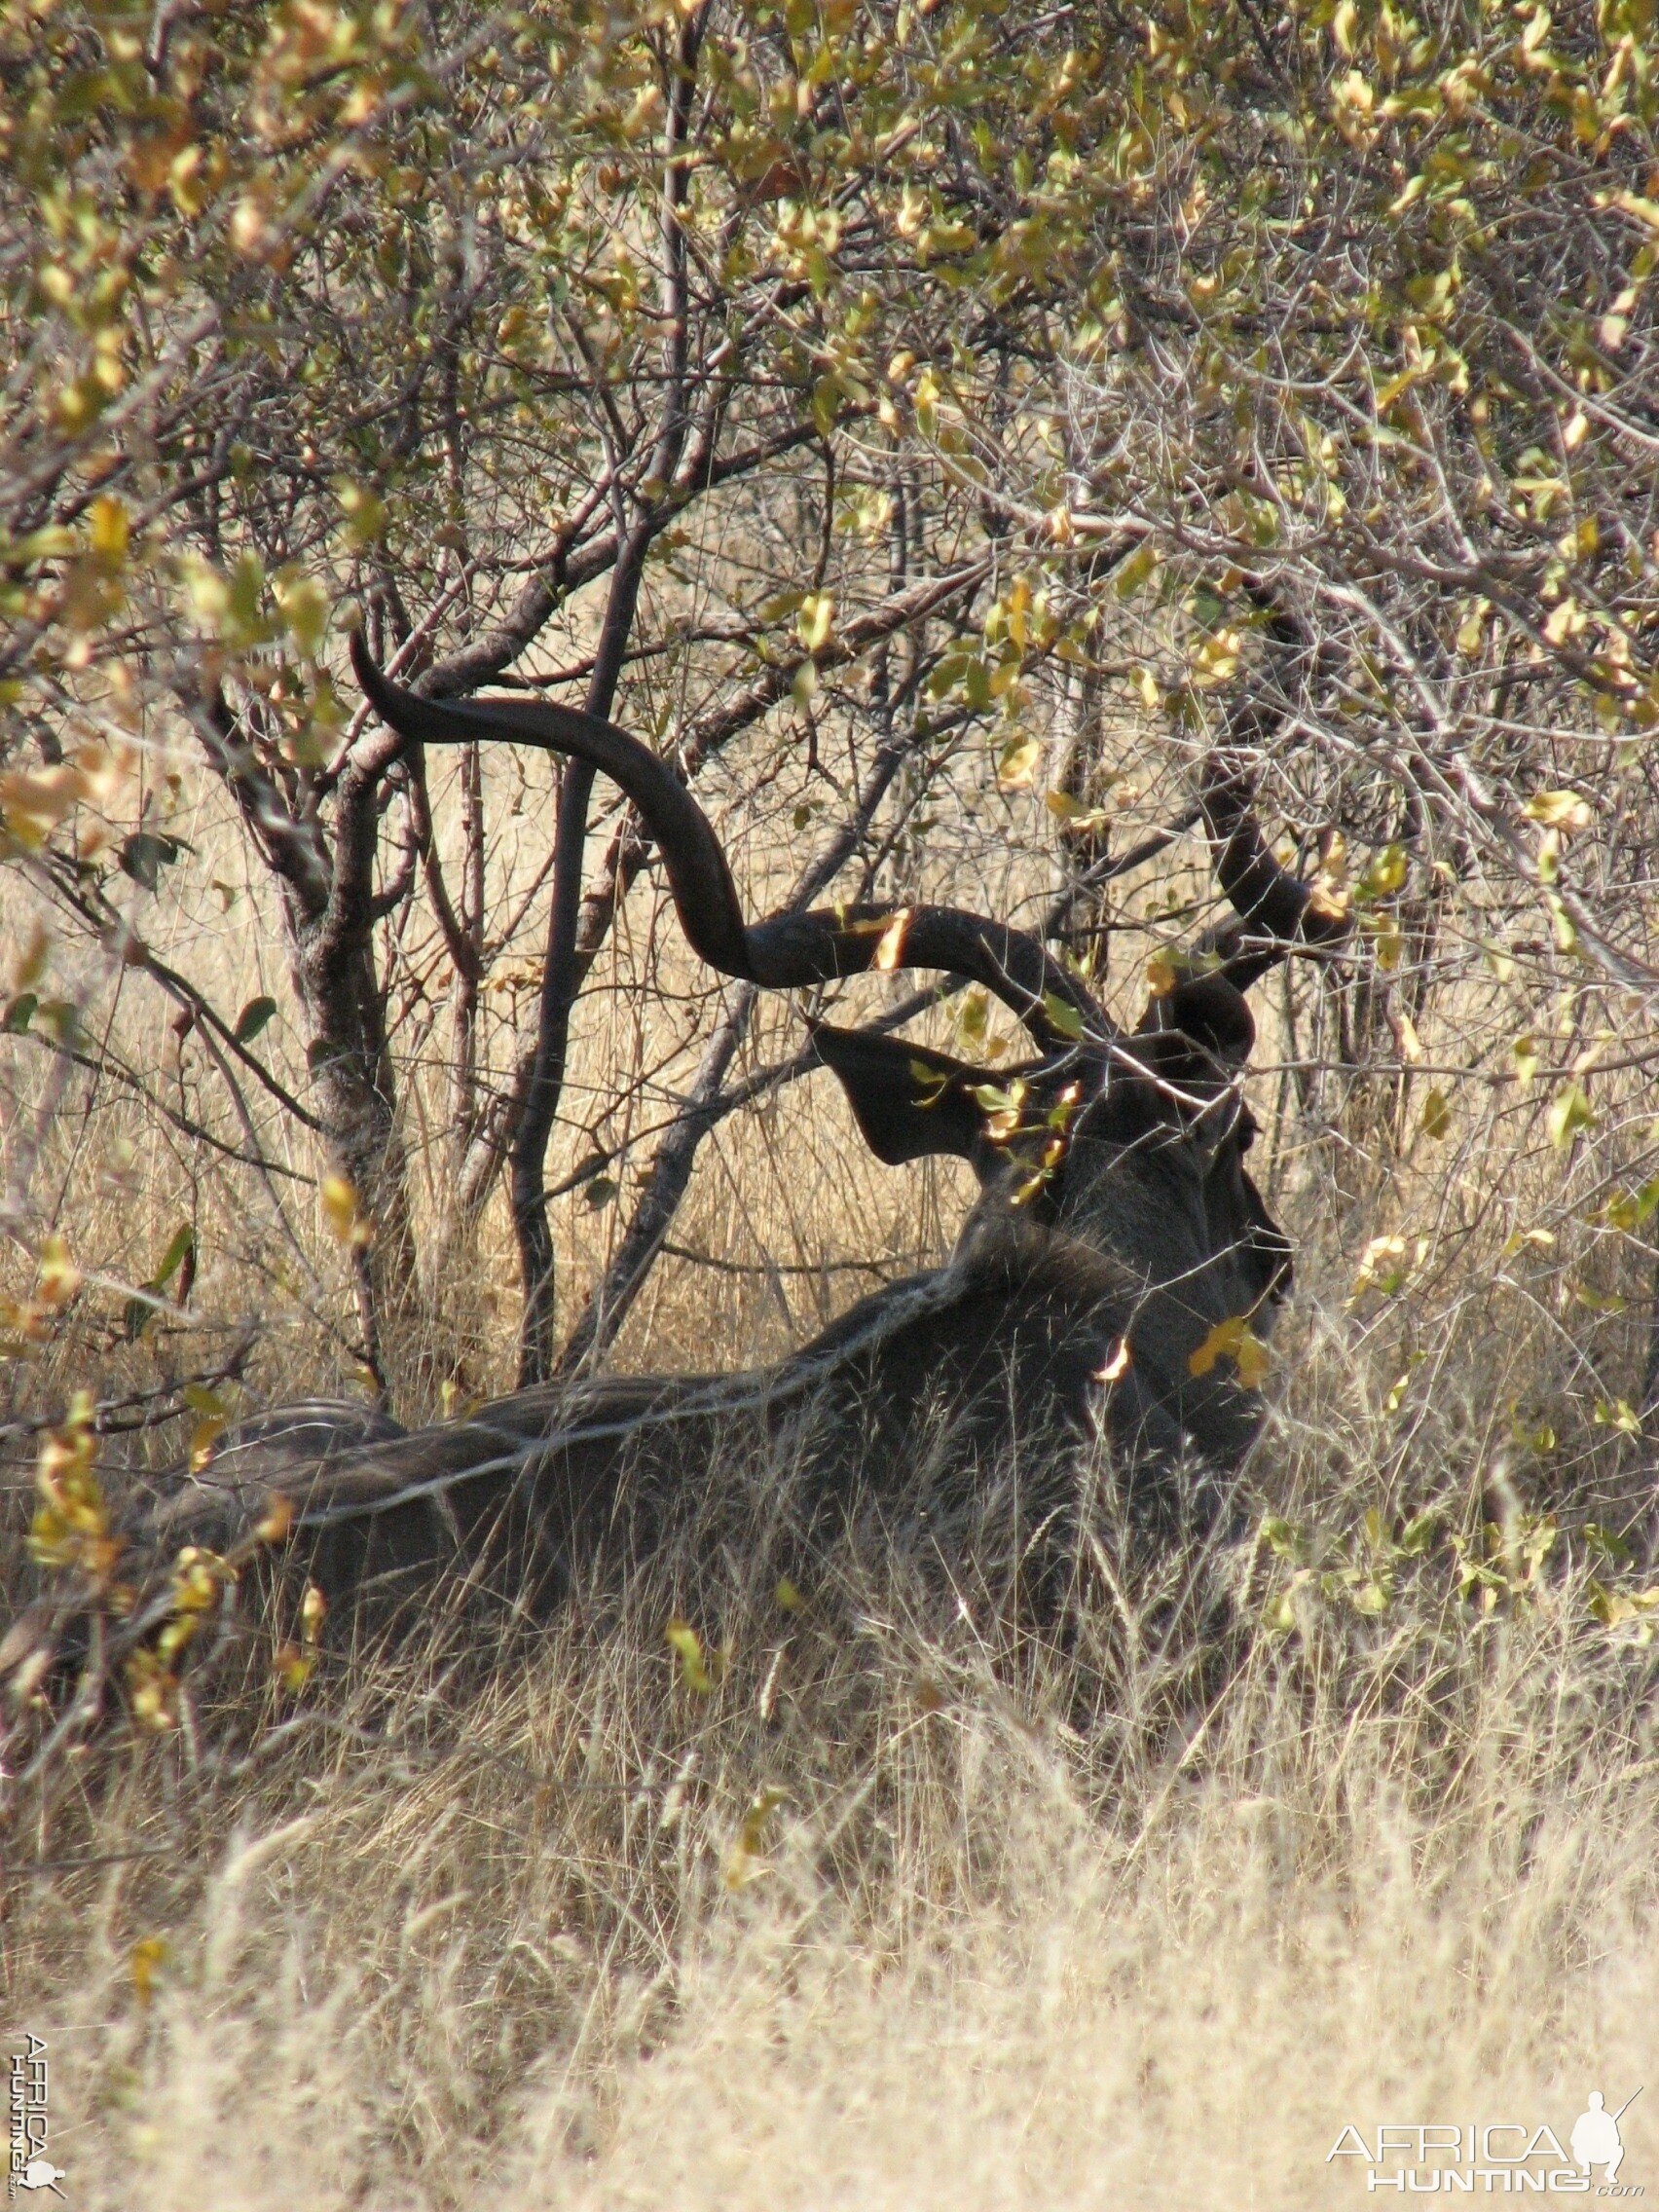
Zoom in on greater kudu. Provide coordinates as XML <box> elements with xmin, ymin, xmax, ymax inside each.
<box><xmin>3</xmin><ymin>638</ymin><xmax>1347</xmax><ymax>1722</ymax></box>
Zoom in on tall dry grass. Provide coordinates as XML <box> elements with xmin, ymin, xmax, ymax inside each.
<box><xmin>6</xmin><ymin>722</ymin><xmax>1659</xmax><ymax>2210</ymax></box>
<box><xmin>3</xmin><ymin>1227</ymin><xmax>1658</xmax><ymax>2208</ymax></box>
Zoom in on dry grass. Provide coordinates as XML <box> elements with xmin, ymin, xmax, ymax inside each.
<box><xmin>6</xmin><ymin>732</ymin><xmax>1659</xmax><ymax>2210</ymax></box>
<box><xmin>4</xmin><ymin>1282</ymin><xmax>1658</xmax><ymax>2210</ymax></box>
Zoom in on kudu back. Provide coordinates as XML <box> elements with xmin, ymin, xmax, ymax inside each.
<box><xmin>3</xmin><ymin>644</ymin><xmax>1347</xmax><ymax>1714</ymax></box>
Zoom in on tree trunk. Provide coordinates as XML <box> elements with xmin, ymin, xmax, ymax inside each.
<box><xmin>288</xmin><ymin>893</ymin><xmax>420</xmax><ymax>1404</ymax></box>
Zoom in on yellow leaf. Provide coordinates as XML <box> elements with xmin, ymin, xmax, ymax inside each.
<box><xmin>1144</xmin><ymin>948</ymin><xmax>1178</xmax><ymax>999</ymax></box>
<box><xmin>157</xmin><ymin>1613</ymin><xmax>201</xmax><ymax>1666</ymax></box>
<box><xmin>189</xmin><ymin>1417</ymin><xmax>226</xmax><ymax>1472</ymax></box>
<box><xmin>1419</xmin><ymin>1088</ymin><xmax>1451</xmax><ymax>1139</ymax></box>
<box><xmin>1376</xmin><ymin>358</ymin><xmax>1427</xmax><ymax>409</ymax></box>
<box><xmin>972</xmin><ymin>1078</ymin><xmax>1027</xmax><ymax>1141</ymax></box>
<box><xmin>1006</xmin><ymin>577</ymin><xmax>1030</xmax><ymax>649</ymax></box>
<box><xmin>796</xmin><ymin>592</ymin><xmax>834</xmax><ymax>652</ymax></box>
<box><xmin>1348</xmin><ymin>1234</ymin><xmax>1420</xmax><ymax>1304</ymax></box>
<box><xmin>1594</xmin><ymin>1398</ymin><xmax>1642</xmax><ymax>1435</ymax></box>
<box><xmin>913</xmin><ymin>365</ymin><xmax>939</xmax><ymax>438</ymax></box>
<box><xmin>320</xmin><ymin>1174</ymin><xmax>372</xmax><ymax>1247</ymax></box>
<box><xmin>1360</xmin><ymin>843</ymin><xmax>1409</xmax><ymax>898</ymax></box>
<box><xmin>125</xmin><ymin>1647</ymin><xmax>179</xmax><ymax>1730</ymax></box>
<box><xmin>1188</xmin><ymin>1314</ymin><xmax>1272</xmax><ymax>1389</ymax></box>
<box><xmin>1370</xmin><ymin>914</ymin><xmax>1403</xmax><ymax>971</ymax></box>
<box><xmin>666</xmin><ymin>1616</ymin><xmax>715</xmax><ymax>1694</ymax></box>
<box><xmin>255</xmin><ymin>1493</ymin><xmax>295</xmax><ymax>1546</ymax></box>
<box><xmin>335</xmin><ymin>480</ymin><xmax>385</xmax><ymax>548</ymax></box>
<box><xmin>723</xmin><ymin>1785</ymin><xmax>788</xmax><ymax>1890</ymax></box>
<box><xmin>996</xmin><ymin>736</ymin><xmax>1040</xmax><ymax>790</ymax></box>
<box><xmin>275</xmin><ymin>572</ymin><xmax>328</xmax><ymax>656</ymax></box>
<box><xmin>1522</xmin><ymin>788</ymin><xmax>1592</xmax><ymax>831</ymax></box>
<box><xmin>1501</xmin><ymin>1227</ymin><xmax>1555</xmax><ymax>1256</ymax></box>
<box><xmin>1233</xmin><ymin>1330</ymin><xmax>1272</xmax><ymax>1390</ymax></box>
<box><xmin>1190</xmin><ymin>626</ymin><xmax>1241</xmax><ymax>690</ymax></box>
<box><xmin>30</xmin><ymin>1398</ymin><xmax>119</xmax><ymax>1578</ymax></box>
<box><xmin>131</xmin><ymin>1936</ymin><xmax>169</xmax><ymax>2006</ymax></box>
<box><xmin>88</xmin><ymin>495</ymin><xmax>130</xmax><ymax>565</ymax></box>
<box><xmin>170</xmin><ymin>1546</ymin><xmax>229</xmax><ymax>1616</ymax></box>
<box><xmin>35</xmin><ymin>1234</ymin><xmax>81</xmax><ymax>1310</ymax></box>
<box><xmin>274</xmin><ymin>1641</ymin><xmax>315</xmax><ymax>1693</ymax></box>
<box><xmin>1045</xmin><ymin>789</ymin><xmax>1112</xmax><ymax>832</ymax></box>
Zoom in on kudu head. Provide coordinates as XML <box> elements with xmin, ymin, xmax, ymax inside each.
<box><xmin>352</xmin><ymin>636</ymin><xmax>1346</xmax><ymax>1397</ymax></box>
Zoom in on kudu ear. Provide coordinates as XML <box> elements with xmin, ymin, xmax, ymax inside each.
<box><xmin>809</xmin><ymin>1024</ymin><xmax>1003</xmax><ymax>1169</ymax></box>
<box><xmin>1138</xmin><ymin>969</ymin><xmax>1258</xmax><ymax>1066</ymax></box>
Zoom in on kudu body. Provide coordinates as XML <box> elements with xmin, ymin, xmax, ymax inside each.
<box><xmin>4</xmin><ymin>641</ymin><xmax>1346</xmax><ymax>1710</ymax></box>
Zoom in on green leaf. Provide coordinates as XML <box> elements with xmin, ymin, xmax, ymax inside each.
<box><xmin>152</xmin><ymin>1223</ymin><xmax>195</xmax><ymax>1290</ymax></box>
<box><xmin>234</xmin><ymin>995</ymin><xmax>277</xmax><ymax>1044</ymax></box>
<box><xmin>1260</xmin><ymin>1514</ymin><xmax>1303</xmax><ymax>1562</ymax></box>
<box><xmin>1399</xmin><ymin>1511</ymin><xmax>1439</xmax><ymax>1556</ymax></box>
<box><xmin>905</xmin><ymin>1060</ymin><xmax>952</xmax><ymax>1106</ymax></box>
<box><xmin>1547</xmin><ymin>1082</ymin><xmax>1596</xmax><ymax>1151</ymax></box>
<box><xmin>33</xmin><ymin>1000</ymin><xmax>81</xmax><ymax>1050</ymax></box>
<box><xmin>119</xmin><ymin>831</ymin><xmax>184</xmax><ymax>891</ymax></box>
<box><xmin>811</xmin><ymin>375</ymin><xmax>838</xmax><ymax>438</ymax></box>
<box><xmin>1114</xmin><ymin>540</ymin><xmax>1160</xmax><ymax>598</ymax></box>
<box><xmin>665</xmin><ymin>1617</ymin><xmax>715</xmax><ymax>1694</ymax></box>
<box><xmin>1041</xmin><ymin>992</ymin><xmax>1085</xmax><ymax>1042</ymax></box>
<box><xmin>335</xmin><ymin>481</ymin><xmax>385</xmax><ymax>548</ymax></box>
